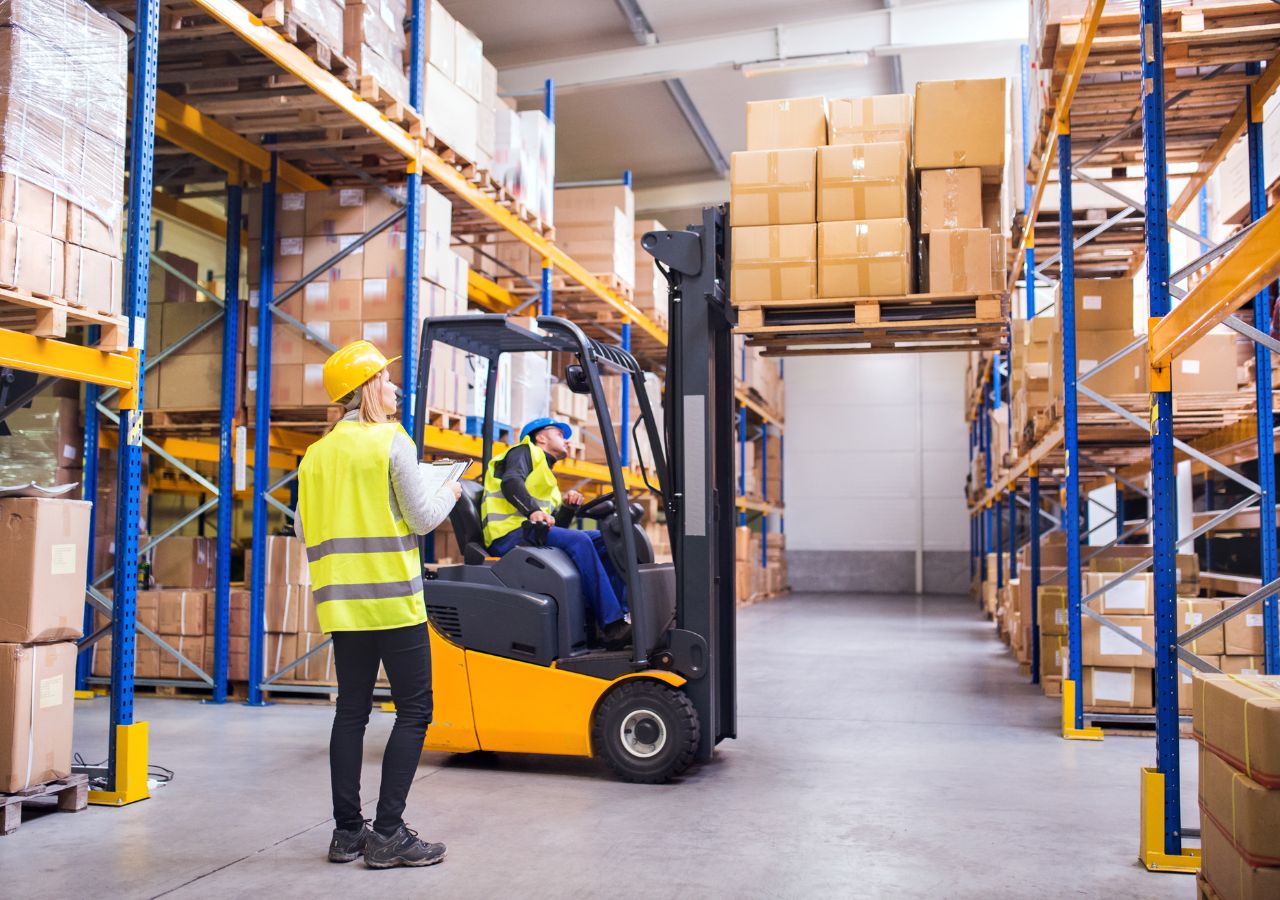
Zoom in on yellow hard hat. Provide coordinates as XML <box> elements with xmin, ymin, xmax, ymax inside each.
<box><xmin>321</xmin><ymin>340</ymin><xmax>400</xmax><ymax>403</ymax></box>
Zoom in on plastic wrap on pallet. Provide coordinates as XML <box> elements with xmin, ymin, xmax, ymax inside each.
<box><xmin>519</xmin><ymin>110</ymin><xmax>555</xmax><ymax>227</ymax></box>
<box><xmin>0</xmin><ymin>395</ymin><xmax>82</xmax><ymax>487</ymax></box>
<box><xmin>508</xmin><ymin>352</ymin><xmax>550</xmax><ymax>431</ymax></box>
<box><xmin>282</xmin><ymin>0</ymin><xmax>344</xmax><ymax>54</ymax></box>
<box><xmin>0</xmin><ymin>0</ymin><xmax>126</xmax><ymax>236</ymax></box>
<box><xmin>492</xmin><ymin>106</ymin><xmax>524</xmax><ymax>198</ymax></box>
<box><xmin>345</xmin><ymin>0</ymin><xmax>409</xmax><ymax>101</ymax></box>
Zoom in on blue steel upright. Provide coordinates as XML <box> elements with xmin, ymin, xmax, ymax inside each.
<box><xmin>402</xmin><ymin>0</ymin><xmax>426</xmax><ymax>435</ymax></box>
<box><xmin>761</xmin><ymin>422</ymin><xmax>769</xmax><ymax>568</ymax></box>
<box><xmin>108</xmin><ymin>0</ymin><xmax>160</xmax><ymax>789</ymax></box>
<box><xmin>1139</xmin><ymin>0</ymin><xmax>1182</xmax><ymax>854</ymax></box>
<box><xmin>1246</xmin><ymin>62</ymin><xmax>1280</xmax><ymax>673</ymax></box>
<box><xmin>1057</xmin><ymin>124</ymin><xmax>1085</xmax><ymax>729</ymax></box>
<box><xmin>737</xmin><ymin>406</ymin><xmax>747</xmax><ymax>526</ymax></box>
<box><xmin>211</xmin><ymin>182</ymin><xmax>242</xmax><ymax>703</ymax></box>
<box><xmin>1021</xmin><ymin>42</ymin><xmax>1037</xmax><ymax>320</ymax></box>
<box><xmin>247</xmin><ymin>153</ymin><xmax>278</xmax><ymax>707</ymax></box>
<box><xmin>540</xmin><ymin>79</ymin><xmax>555</xmax><ymax>317</ymax></box>
<box><xmin>77</xmin><ymin>326</ymin><xmax>102</xmax><ymax>691</ymax></box>
<box><xmin>1029</xmin><ymin>469</ymin><xmax>1041</xmax><ymax>684</ymax></box>
<box><xmin>1008</xmin><ymin>489</ymin><xmax>1016</xmax><ymax>583</ymax></box>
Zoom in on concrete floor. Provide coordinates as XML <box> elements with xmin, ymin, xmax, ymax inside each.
<box><xmin>3</xmin><ymin>592</ymin><xmax>1197</xmax><ymax>899</ymax></box>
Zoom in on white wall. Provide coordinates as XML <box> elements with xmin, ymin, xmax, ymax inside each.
<box><xmin>783</xmin><ymin>352</ymin><xmax>970</xmax><ymax>555</ymax></box>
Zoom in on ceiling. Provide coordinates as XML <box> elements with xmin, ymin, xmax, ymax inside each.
<box><xmin>443</xmin><ymin>0</ymin><xmax>1028</xmax><ymax>227</ymax></box>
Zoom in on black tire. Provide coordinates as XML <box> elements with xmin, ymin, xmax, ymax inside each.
<box><xmin>591</xmin><ymin>680</ymin><xmax>700</xmax><ymax>784</ymax></box>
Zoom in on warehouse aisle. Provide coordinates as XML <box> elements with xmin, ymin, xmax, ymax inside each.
<box><xmin>4</xmin><ymin>593</ymin><xmax>1194</xmax><ymax>899</ymax></box>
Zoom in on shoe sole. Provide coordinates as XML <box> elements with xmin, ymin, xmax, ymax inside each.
<box><xmin>364</xmin><ymin>852</ymin><xmax>446</xmax><ymax>869</ymax></box>
<box><xmin>329</xmin><ymin>851</ymin><xmax>363</xmax><ymax>863</ymax></box>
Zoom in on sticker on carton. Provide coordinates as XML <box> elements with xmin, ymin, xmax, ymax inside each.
<box><xmin>1082</xmin><ymin>295</ymin><xmax>1102</xmax><ymax>310</ymax></box>
<box><xmin>339</xmin><ymin>189</ymin><xmax>364</xmax><ymax>207</ymax></box>
<box><xmin>1100</xmin><ymin>625</ymin><xmax>1144</xmax><ymax>657</ymax></box>
<box><xmin>1091</xmin><ymin>669</ymin><xmax>1134</xmax><ymax>703</ymax></box>
<box><xmin>1103</xmin><ymin>579</ymin><xmax>1148</xmax><ymax>612</ymax></box>
<box><xmin>1246</xmin><ymin>614</ymin><xmax>1264</xmax><ymax>628</ymax></box>
<box><xmin>280</xmin><ymin>237</ymin><xmax>304</xmax><ymax>256</ymax></box>
<box><xmin>51</xmin><ymin>543</ymin><xmax>77</xmax><ymax>576</ymax></box>
<box><xmin>1184</xmin><ymin>612</ymin><xmax>1203</xmax><ymax>627</ymax></box>
<box><xmin>281</xmin><ymin>193</ymin><xmax>305</xmax><ymax>211</ymax></box>
<box><xmin>39</xmin><ymin>674</ymin><xmax>64</xmax><ymax>708</ymax></box>
<box><xmin>1181</xmin><ymin>359</ymin><xmax>1201</xmax><ymax>375</ymax></box>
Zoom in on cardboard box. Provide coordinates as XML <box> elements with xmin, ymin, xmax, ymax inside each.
<box><xmin>304</xmin><ymin>188</ymin><xmax>368</xmax><ymax>237</ymax></box>
<box><xmin>1179</xmin><ymin>599</ymin><xmax>1226</xmax><ymax>657</ymax></box>
<box><xmin>0</xmin><ymin>221</ymin><xmax>64</xmax><ymax>297</ymax></box>
<box><xmin>265</xmin><ymin>583</ymin><xmax>304</xmax><ymax>634</ymax></box>
<box><xmin>1221</xmin><ymin>656</ymin><xmax>1265</xmax><ymax>676</ymax></box>
<box><xmin>1083</xmin><ymin>666</ymin><xmax>1154</xmax><ymax>708</ymax></box>
<box><xmin>203</xmin><ymin>635</ymin><xmax>248</xmax><ymax>682</ymax></box>
<box><xmin>745</xmin><ymin>96</ymin><xmax>828</xmax><ymax>151</ymax></box>
<box><xmin>157</xmin><ymin>353</ymin><xmax>229</xmax><ymax>410</ymax></box>
<box><xmin>1040</xmin><ymin>633</ymin><xmax>1066</xmax><ymax>678</ymax></box>
<box><xmin>1072</xmin><ymin>329</ymin><xmax>1148</xmax><ymax>395</ymax></box>
<box><xmin>1173</xmin><ymin>331</ymin><xmax>1238</xmax><ymax>394</ymax></box>
<box><xmin>296</xmin><ymin>632</ymin><xmax>334</xmax><ymax>681</ymax></box>
<box><xmin>0</xmin><ymin>173</ymin><xmax>67</xmax><ymax>236</ymax></box>
<box><xmin>265</xmin><ymin>633</ymin><xmax>299</xmax><ymax>682</ymax></box>
<box><xmin>1224</xmin><ymin>600</ymin><xmax>1266</xmax><ymax>656</ymax></box>
<box><xmin>1037</xmin><ymin>585</ymin><xmax>1070</xmax><ymax>636</ymax></box>
<box><xmin>730</xmin><ymin>224</ymin><xmax>816</xmax><ymax>303</ymax></box>
<box><xmin>157</xmin><ymin>633</ymin><xmax>205</xmax><ymax>680</ymax></box>
<box><xmin>1041</xmin><ymin>675</ymin><xmax>1063</xmax><ymax>697</ymax></box>
<box><xmin>827</xmin><ymin>94</ymin><xmax>911</xmax><ymax>147</ymax></box>
<box><xmin>1192</xmin><ymin>674</ymin><xmax>1280</xmax><ymax>788</ymax></box>
<box><xmin>925</xmin><ymin>229</ymin><xmax>992</xmax><ymax>294</ymax></box>
<box><xmin>157</xmin><ymin>589</ymin><xmax>207</xmax><ymax>636</ymax></box>
<box><xmin>913</xmin><ymin>78</ymin><xmax>1007</xmax><ymax>179</ymax></box>
<box><xmin>1088</xmin><ymin>552</ymin><xmax>1199</xmax><ymax>597</ymax></box>
<box><xmin>245</xmin><ymin>535</ymin><xmax>311</xmax><ymax>587</ymax></box>
<box><xmin>729</xmin><ymin>148</ymin><xmax>816</xmax><ymax>227</ymax></box>
<box><xmin>64</xmin><ymin>244</ymin><xmax>121</xmax><ymax>316</ymax></box>
<box><xmin>1201</xmin><ymin>805</ymin><xmax>1280</xmax><ymax>900</ymax></box>
<box><xmin>151</xmin><ymin>536</ymin><xmax>214</xmax><ymax>589</ymax></box>
<box><xmin>204</xmin><ymin>588</ymin><xmax>251</xmax><ymax>638</ymax></box>
<box><xmin>816</xmin><ymin>142</ymin><xmax>908</xmax><ymax>222</ymax></box>
<box><xmin>0</xmin><ymin>641</ymin><xmax>76</xmax><ymax>792</ymax></box>
<box><xmin>149</xmin><ymin>251</ymin><xmax>198</xmax><ymax>302</ymax></box>
<box><xmin>0</xmin><ymin>497</ymin><xmax>91</xmax><ymax>643</ymax></box>
<box><xmin>1081</xmin><ymin>614</ymin><xmax>1154</xmax><ymax>668</ymax></box>
<box><xmin>1180</xmin><ymin>659</ymin><xmax>1219</xmax><ymax>711</ymax></box>
<box><xmin>918</xmin><ymin>168</ymin><xmax>983</xmax><ymax>233</ymax></box>
<box><xmin>1083</xmin><ymin>572</ymin><xmax>1153</xmax><ymax>615</ymax></box>
<box><xmin>1066</xmin><ymin>278</ymin><xmax>1135</xmax><ymax>332</ymax></box>
<box><xmin>817</xmin><ymin>219</ymin><xmax>911</xmax><ymax>298</ymax></box>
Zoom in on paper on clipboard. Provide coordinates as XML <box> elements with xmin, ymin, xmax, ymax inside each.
<box><xmin>419</xmin><ymin>459</ymin><xmax>469</xmax><ymax>496</ymax></box>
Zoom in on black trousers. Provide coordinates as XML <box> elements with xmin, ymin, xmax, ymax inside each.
<box><xmin>330</xmin><ymin>620</ymin><xmax>433</xmax><ymax>835</ymax></box>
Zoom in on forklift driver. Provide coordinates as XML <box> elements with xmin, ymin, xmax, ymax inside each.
<box><xmin>481</xmin><ymin>417</ymin><xmax>633</xmax><ymax>649</ymax></box>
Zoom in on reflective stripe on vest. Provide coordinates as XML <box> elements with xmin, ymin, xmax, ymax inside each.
<box><xmin>297</xmin><ymin>420</ymin><xmax>426</xmax><ymax>632</ymax></box>
<box><xmin>480</xmin><ymin>437</ymin><xmax>562</xmax><ymax>547</ymax></box>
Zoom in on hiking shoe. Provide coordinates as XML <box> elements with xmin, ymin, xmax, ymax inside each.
<box><xmin>328</xmin><ymin>821</ymin><xmax>372</xmax><ymax>863</ymax></box>
<box><xmin>602</xmin><ymin>618</ymin><xmax>632</xmax><ymax>649</ymax></box>
<box><xmin>364</xmin><ymin>824</ymin><xmax>446</xmax><ymax>869</ymax></box>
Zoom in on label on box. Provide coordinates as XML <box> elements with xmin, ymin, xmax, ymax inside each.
<box><xmin>339</xmin><ymin>189</ymin><xmax>364</xmax><ymax>208</ymax></box>
<box><xmin>39</xmin><ymin>674</ymin><xmax>64</xmax><ymax>708</ymax></box>
<box><xmin>1240</xmin><ymin>667</ymin><xmax>1260</xmax><ymax>676</ymax></box>
<box><xmin>1100</xmin><ymin>626</ymin><xmax>1144</xmax><ymax>657</ymax></box>
<box><xmin>51</xmin><ymin>543</ymin><xmax>77</xmax><ymax>575</ymax></box>
<box><xmin>248</xmin><ymin>325</ymin><xmax>258</xmax><ymax>348</ymax></box>
<box><xmin>304</xmin><ymin>364</ymin><xmax>324</xmax><ymax>384</ymax></box>
<box><xmin>63</xmin><ymin>443</ymin><xmax>76</xmax><ymax>461</ymax></box>
<box><xmin>1184</xmin><ymin>612</ymin><xmax>1203</xmax><ymax>627</ymax></box>
<box><xmin>235</xmin><ymin>426</ymin><xmax>248</xmax><ymax>492</ymax></box>
<box><xmin>1181</xmin><ymin>359</ymin><xmax>1201</xmax><ymax>375</ymax></box>
<box><xmin>282</xmin><ymin>193</ymin><xmax>305</xmax><ymax>211</ymax></box>
<box><xmin>1181</xmin><ymin>671</ymin><xmax>1192</xmax><ymax>685</ymax></box>
<box><xmin>247</xmin><ymin>370</ymin><xmax>258</xmax><ymax>391</ymax></box>
<box><xmin>1246</xmin><ymin>614</ymin><xmax>1263</xmax><ymax>628</ymax></box>
<box><xmin>249</xmin><ymin>289</ymin><xmax>259</xmax><ymax>308</ymax></box>
<box><xmin>363</xmin><ymin>321</ymin><xmax>388</xmax><ymax>343</ymax></box>
<box><xmin>1092</xmin><ymin>669</ymin><xmax>1134</xmax><ymax>703</ymax></box>
<box><xmin>281</xmin><ymin>237</ymin><xmax>304</xmax><ymax>256</ymax></box>
<box><xmin>337</xmin><ymin>235</ymin><xmax>364</xmax><ymax>255</ymax></box>
<box><xmin>308</xmin><ymin>321</ymin><xmax>331</xmax><ymax>341</ymax></box>
<box><xmin>1103</xmin><ymin>580</ymin><xmax>1147</xmax><ymax>612</ymax></box>
<box><xmin>1078</xmin><ymin>359</ymin><xmax>1098</xmax><ymax>373</ymax></box>
<box><xmin>1082</xmin><ymin>295</ymin><xmax>1101</xmax><ymax>310</ymax></box>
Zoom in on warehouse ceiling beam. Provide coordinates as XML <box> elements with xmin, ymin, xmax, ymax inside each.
<box><xmin>186</xmin><ymin>0</ymin><xmax>667</xmax><ymax>347</ymax></box>
<box><xmin>497</xmin><ymin>0</ymin><xmax>1024</xmax><ymax>95</ymax></box>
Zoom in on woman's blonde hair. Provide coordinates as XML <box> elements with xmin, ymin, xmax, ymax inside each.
<box><xmin>338</xmin><ymin>368</ymin><xmax>393</xmax><ymax>425</ymax></box>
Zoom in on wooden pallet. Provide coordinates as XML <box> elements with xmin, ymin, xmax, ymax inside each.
<box><xmin>358</xmin><ymin>75</ymin><xmax>422</xmax><ymax>135</ymax></box>
<box><xmin>0</xmin><ymin>286</ymin><xmax>129</xmax><ymax>350</ymax></box>
<box><xmin>736</xmin><ymin>291</ymin><xmax>1005</xmax><ymax>326</ymax></box>
<box><xmin>420</xmin><ymin>406</ymin><xmax>468</xmax><ymax>435</ymax></box>
<box><xmin>255</xmin><ymin>0</ymin><xmax>357</xmax><ymax>87</ymax></box>
<box><xmin>1</xmin><ymin>774</ymin><xmax>89</xmax><ymax>836</ymax></box>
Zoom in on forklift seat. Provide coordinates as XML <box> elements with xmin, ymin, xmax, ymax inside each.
<box><xmin>448</xmin><ymin>480</ymin><xmax>490</xmax><ymax>564</ymax></box>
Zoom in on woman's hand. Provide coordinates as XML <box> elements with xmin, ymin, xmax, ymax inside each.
<box><xmin>448</xmin><ymin>482</ymin><xmax>462</xmax><ymax>501</ymax></box>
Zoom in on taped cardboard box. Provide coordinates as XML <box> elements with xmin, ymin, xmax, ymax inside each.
<box><xmin>1179</xmin><ymin>599</ymin><xmax>1226</xmax><ymax>658</ymax></box>
<box><xmin>730</xmin><ymin>224</ymin><xmax>816</xmax><ymax>303</ymax></box>
<box><xmin>0</xmin><ymin>641</ymin><xmax>76</xmax><ymax>792</ymax></box>
<box><xmin>0</xmin><ymin>497</ymin><xmax>91</xmax><ymax>644</ymax></box>
<box><xmin>100</xmin><ymin>588</ymin><xmax>161</xmax><ymax>634</ymax></box>
<box><xmin>152</xmin><ymin>536</ymin><xmax>214</xmax><ymax>589</ymax></box>
<box><xmin>816</xmin><ymin>142</ymin><xmax>908</xmax><ymax>222</ymax></box>
<box><xmin>1221</xmin><ymin>656</ymin><xmax>1265</xmax><ymax>676</ymax></box>
<box><xmin>1083</xmin><ymin>665</ymin><xmax>1154</xmax><ymax>708</ymax></box>
<box><xmin>1088</xmin><ymin>552</ymin><xmax>1198</xmax><ymax>597</ymax></box>
<box><xmin>1081</xmin><ymin>613</ymin><xmax>1154</xmax><ymax>668</ymax></box>
<box><xmin>1059</xmin><ymin>277</ymin><xmax>1134</xmax><ymax>332</ymax></box>
<box><xmin>0</xmin><ymin>221</ymin><xmax>65</xmax><ymax>298</ymax></box>
<box><xmin>1193</xmin><ymin>673</ymin><xmax>1280</xmax><ymax>788</ymax></box>
<box><xmin>924</xmin><ymin>228</ymin><xmax>992</xmax><ymax>294</ymax></box>
<box><xmin>1181</xmin><ymin>659</ymin><xmax>1220</xmax><ymax>711</ymax></box>
<box><xmin>745</xmin><ymin>96</ymin><xmax>828</xmax><ymax>151</ymax></box>
<box><xmin>1201</xmin><ymin>807</ymin><xmax>1280</xmax><ymax>900</ymax></box>
<box><xmin>827</xmin><ymin>94</ymin><xmax>911</xmax><ymax>147</ymax></box>
<box><xmin>1083</xmin><ymin>571</ymin><xmax>1153</xmax><ymax>615</ymax></box>
<box><xmin>918</xmin><ymin>168</ymin><xmax>982</xmax><ymax>233</ymax></box>
<box><xmin>1173</xmin><ymin>331</ymin><xmax>1239</xmax><ymax>394</ymax></box>
<box><xmin>157</xmin><ymin>589</ymin><xmax>207</xmax><ymax>637</ymax></box>
<box><xmin>817</xmin><ymin>219</ymin><xmax>911</xmax><ymax>298</ymax></box>
<box><xmin>1224</xmin><ymin>600</ymin><xmax>1266</xmax><ymax>656</ymax></box>
<box><xmin>244</xmin><ymin>535</ymin><xmax>312</xmax><ymax>587</ymax></box>
<box><xmin>913</xmin><ymin>78</ymin><xmax>1007</xmax><ymax>179</ymax></box>
<box><xmin>729</xmin><ymin>148</ymin><xmax>815</xmax><ymax>226</ymax></box>
<box><xmin>203</xmin><ymin>588</ymin><xmax>251</xmax><ymax>638</ymax></box>
<box><xmin>265</xmin><ymin>582</ymin><xmax>305</xmax><ymax>634</ymax></box>
<box><xmin>203</xmin><ymin>635</ymin><xmax>248</xmax><ymax>682</ymax></box>
<box><xmin>157</xmin><ymin>633</ymin><xmax>205</xmax><ymax>680</ymax></box>
<box><xmin>1067</xmin><ymin>329</ymin><xmax>1148</xmax><ymax>395</ymax></box>
<box><xmin>1040</xmin><ymin>633</ymin><xmax>1066</xmax><ymax>678</ymax></box>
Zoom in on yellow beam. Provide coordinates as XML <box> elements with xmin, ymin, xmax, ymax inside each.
<box><xmin>100</xmin><ymin>430</ymin><xmax>299</xmax><ymax>469</ymax></box>
<box><xmin>152</xmin><ymin>191</ymin><xmax>247</xmax><ymax>246</ymax></box>
<box><xmin>736</xmin><ymin>496</ymin><xmax>781</xmax><ymax>514</ymax></box>
<box><xmin>153</xmin><ymin>88</ymin><xmax>322</xmax><ymax>192</ymax></box>
<box><xmin>187</xmin><ymin>0</ymin><xmax>668</xmax><ymax>347</ymax></box>
<box><xmin>969</xmin><ymin>418</ymin><xmax>1065</xmax><ymax>513</ymax></box>
<box><xmin>1149</xmin><ymin>200</ymin><xmax>1280</xmax><ymax>368</ymax></box>
<box><xmin>0</xmin><ymin>329</ymin><xmax>136</xmax><ymax>389</ymax></box>
<box><xmin>419</xmin><ymin>424</ymin><xmax>646</xmax><ymax>489</ymax></box>
<box><xmin>467</xmin><ymin>270</ymin><xmax>521</xmax><ymax>313</ymax></box>
<box><xmin>1009</xmin><ymin>0</ymin><xmax>1107</xmax><ymax>292</ymax></box>
<box><xmin>735</xmin><ymin>385</ymin><xmax>784</xmax><ymax>430</ymax></box>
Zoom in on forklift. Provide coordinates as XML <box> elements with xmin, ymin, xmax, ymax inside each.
<box><xmin>411</xmin><ymin>206</ymin><xmax>737</xmax><ymax>783</ymax></box>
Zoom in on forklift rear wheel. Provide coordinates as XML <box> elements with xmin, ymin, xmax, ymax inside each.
<box><xmin>592</xmin><ymin>681</ymin><xmax>699</xmax><ymax>783</ymax></box>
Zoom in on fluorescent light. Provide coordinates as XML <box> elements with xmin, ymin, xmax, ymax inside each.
<box><xmin>739</xmin><ymin>52</ymin><xmax>870</xmax><ymax>78</ymax></box>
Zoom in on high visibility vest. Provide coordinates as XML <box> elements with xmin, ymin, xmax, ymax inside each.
<box><xmin>297</xmin><ymin>421</ymin><xmax>426</xmax><ymax>632</ymax></box>
<box><xmin>481</xmin><ymin>437</ymin><xmax>561</xmax><ymax>547</ymax></box>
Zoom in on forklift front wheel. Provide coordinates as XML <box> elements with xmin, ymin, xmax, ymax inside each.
<box><xmin>592</xmin><ymin>680</ymin><xmax>700</xmax><ymax>784</ymax></box>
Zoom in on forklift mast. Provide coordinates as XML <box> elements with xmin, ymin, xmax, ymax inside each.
<box><xmin>642</xmin><ymin>204</ymin><xmax>738</xmax><ymax>758</ymax></box>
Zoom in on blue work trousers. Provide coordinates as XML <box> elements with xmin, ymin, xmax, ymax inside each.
<box><xmin>491</xmin><ymin>527</ymin><xmax>627</xmax><ymax>627</ymax></box>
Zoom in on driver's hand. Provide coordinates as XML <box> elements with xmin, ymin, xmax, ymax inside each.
<box><xmin>529</xmin><ymin>510</ymin><xmax>555</xmax><ymax>526</ymax></box>
<box><xmin>447</xmin><ymin>482</ymin><xmax>462</xmax><ymax>501</ymax></box>
<box><xmin>563</xmin><ymin>490</ymin><xmax>585</xmax><ymax>507</ymax></box>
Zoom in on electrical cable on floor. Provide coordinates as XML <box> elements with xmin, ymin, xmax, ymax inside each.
<box><xmin>73</xmin><ymin>753</ymin><xmax>175</xmax><ymax>791</ymax></box>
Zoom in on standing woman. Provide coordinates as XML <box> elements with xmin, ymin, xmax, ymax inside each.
<box><xmin>296</xmin><ymin>340</ymin><xmax>461</xmax><ymax>869</ymax></box>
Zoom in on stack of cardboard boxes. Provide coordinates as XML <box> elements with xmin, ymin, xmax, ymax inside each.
<box><xmin>0</xmin><ymin>0</ymin><xmax>126</xmax><ymax>317</ymax></box>
<box><xmin>1194</xmin><ymin>672</ymin><xmax>1280</xmax><ymax>900</ymax></box>
<box><xmin>0</xmin><ymin>389</ymin><xmax>82</xmax><ymax>489</ymax></box>
<box><xmin>344</xmin><ymin>0</ymin><xmax>409</xmax><ymax>102</ymax></box>
<box><xmin>496</xmin><ymin>184</ymin><xmax>632</xmax><ymax>290</ymax></box>
<box><xmin>0</xmin><ymin>497</ymin><xmax>90</xmax><ymax>792</ymax></box>
<box><xmin>262</xmin><ymin>535</ymin><xmax>326</xmax><ymax>683</ymax></box>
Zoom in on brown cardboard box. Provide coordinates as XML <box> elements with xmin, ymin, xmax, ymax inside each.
<box><xmin>990</xmin><ymin>232</ymin><xmax>1007</xmax><ymax>291</ymax></box>
<box><xmin>302</xmin><ymin>279</ymin><xmax>364</xmax><ymax>321</ymax></box>
<box><xmin>1042</xmin><ymin>675</ymin><xmax>1063</xmax><ymax>697</ymax></box>
<box><xmin>157</xmin><ymin>589</ymin><xmax>207</xmax><ymax>636</ymax></box>
<box><xmin>729</xmin><ymin>148</ymin><xmax>816</xmax><ymax>227</ymax></box>
<box><xmin>1192</xmin><ymin>673</ymin><xmax>1280</xmax><ymax>788</ymax></box>
<box><xmin>244</xmin><ymin>535</ymin><xmax>311</xmax><ymax>587</ymax></box>
<box><xmin>150</xmin><ymin>251</ymin><xmax>199</xmax><ymax>302</ymax></box>
<box><xmin>913</xmin><ymin>78</ymin><xmax>1007</xmax><ymax>179</ymax></box>
<box><xmin>305</xmin><ymin>188</ymin><xmax>369</xmax><ymax>237</ymax></box>
<box><xmin>1201</xmin><ymin>803</ymin><xmax>1280</xmax><ymax>900</ymax></box>
<box><xmin>0</xmin><ymin>173</ymin><xmax>66</xmax><ymax>236</ymax></box>
<box><xmin>152</xmin><ymin>536</ymin><xmax>214</xmax><ymax>589</ymax></box>
<box><xmin>157</xmin><ymin>353</ymin><xmax>228</xmax><ymax>410</ymax></box>
<box><xmin>64</xmin><ymin>245</ymin><xmax>121</xmax><ymax>316</ymax></box>
<box><xmin>1224</xmin><ymin>600</ymin><xmax>1266</xmax><ymax>655</ymax></box>
<box><xmin>816</xmin><ymin>143</ymin><xmax>908</xmax><ymax>222</ymax></box>
<box><xmin>265</xmin><ymin>583</ymin><xmax>304</xmax><ymax>634</ymax></box>
<box><xmin>1088</xmin><ymin>552</ymin><xmax>1199</xmax><ymax>597</ymax></box>
<box><xmin>157</xmin><ymin>633</ymin><xmax>205</xmax><ymax>680</ymax></box>
<box><xmin>1180</xmin><ymin>658</ymin><xmax>1219</xmax><ymax>711</ymax></box>
<box><xmin>1072</xmin><ymin>329</ymin><xmax>1147</xmax><ymax>395</ymax></box>
<box><xmin>65</xmin><ymin>202</ymin><xmax>119</xmax><ymax>258</ymax></box>
<box><xmin>302</xmin><ymin>363</ymin><xmax>329</xmax><ymax>406</ymax></box>
<box><xmin>0</xmin><ymin>497</ymin><xmax>91</xmax><ymax>643</ymax></box>
<box><xmin>202</xmin><ymin>635</ymin><xmax>249</xmax><ymax>682</ymax></box>
<box><xmin>730</xmin><ymin>224</ymin><xmax>816</xmax><ymax>303</ymax></box>
<box><xmin>1173</xmin><ymin>332</ymin><xmax>1238</xmax><ymax>394</ymax></box>
<box><xmin>1066</xmin><ymin>278</ymin><xmax>1134</xmax><ymax>332</ymax></box>
<box><xmin>203</xmin><ymin>589</ymin><xmax>251</xmax><ymax>638</ymax></box>
<box><xmin>296</xmin><ymin>632</ymin><xmax>334</xmax><ymax>682</ymax></box>
<box><xmin>818</xmin><ymin>219</ymin><xmax>911</xmax><ymax>298</ymax></box>
<box><xmin>1037</xmin><ymin>586</ymin><xmax>1068</xmax><ymax>636</ymax></box>
<box><xmin>0</xmin><ymin>222</ymin><xmax>64</xmax><ymax>297</ymax></box>
<box><xmin>1179</xmin><ymin>599</ymin><xmax>1226</xmax><ymax>657</ymax></box>
<box><xmin>1081</xmin><ymin>614</ymin><xmax>1154</xmax><ymax>668</ymax></box>
<box><xmin>827</xmin><ymin>95</ymin><xmax>911</xmax><ymax>147</ymax></box>
<box><xmin>265</xmin><ymin>633</ymin><xmax>299</xmax><ymax>682</ymax></box>
<box><xmin>918</xmin><ymin>168</ymin><xmax>983</xmax><ymax>233</ymax></box>
<box><xmin>554</xmin><ymin>184</ymin><xmax>634</xmax><ymax>227</ymax></box>
<box><xmin>1040</xmin><ymin>633</ymin><xmax>1066</xmax><ymax>678</ymax></box>
<box><xmin>98</xmin><ymin>589</ymin><xmax>161</xmax><ymax>635</ymax></box>
<box><xmin>0</xmin><ymin>641</ymin><xmax>76</xmax><ymax>792</ymax></box>
<box><xmin>925</xmin><ymin>229</ymin><xmax>992</xmax><ymax>294</ymax></box>
<box><xmin>735</xmin><ymin>526</ymin><xmax>752</xmax><ymax>561</ymax></box>
<box><xmin>1221</xmin><ymin>656</ymin><xmax>1265</xmax><ymax>676</ymax></box>
<box><xmin>1083</xmin><ymin>666</ymin><xmax>1154</xmax><ymax>708</ymax></box>
<box><xmin>745</xmin><ymin>96</ymin><xmax>828</xmax><ymax>151</ymax></box>
<box><xmin>1083</xmin><ymin>572</ymin><xmax>1154</xmax><ymax>615</ymax></box>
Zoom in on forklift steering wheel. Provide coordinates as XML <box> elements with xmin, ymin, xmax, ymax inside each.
<box><xmin>576</xmin><ymin>492</ymin><xmax>617</xmax><ymax>520</ymax></box>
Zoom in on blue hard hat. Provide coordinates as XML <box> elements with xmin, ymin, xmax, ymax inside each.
<box><xmin>520</xmin><ymin>417</ymin><xmax>572</xmax><ymax>442</ymax></box>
